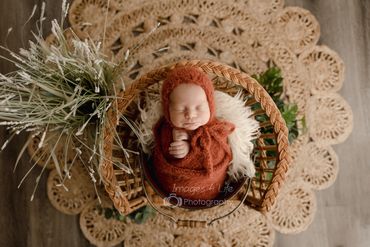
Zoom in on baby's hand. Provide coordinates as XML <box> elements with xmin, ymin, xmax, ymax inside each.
<box><xmin>172</xmin><ymin>129</ymin><xmax>189</xmax><ymax>141</ymax></box>
<box><xmin>169</xmin><ymin>140</ymin><xmax>190</xmax><ymax>159</ymax></box>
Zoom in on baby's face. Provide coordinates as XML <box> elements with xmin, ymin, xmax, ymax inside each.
<box><xmin>169</xmin><ymin>83</ymin><xmax>210</xmax><ymax>130</ymax></box>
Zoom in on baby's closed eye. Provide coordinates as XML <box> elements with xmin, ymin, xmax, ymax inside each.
<box><xmin>171</xmin><ymin>107</ymin><xmax>185</xmax><ymax>113</ymax></box>
<box><xmin>196</xmin><ymin>104</ymin><xmax>208</xmax><ymax>111</ymax></box>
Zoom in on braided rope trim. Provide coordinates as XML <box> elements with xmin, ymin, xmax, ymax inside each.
<box><xmin>101</xmin><ymin>60</ymin><xmax>291</xmax><ymax>214</ymax></box>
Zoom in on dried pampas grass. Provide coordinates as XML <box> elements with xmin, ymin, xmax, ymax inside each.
<box><xmin>0</xmin><ymin>2</ymin><xmax>158</xmax><ymax>201</ymax></box>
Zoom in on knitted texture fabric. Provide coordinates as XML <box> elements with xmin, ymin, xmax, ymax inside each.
<box><xmin>153</xmin><ymin>67</ymin><xmax>235</xmax><ymax>200</ymax></box>
<box><xmin>161</xmin><ymin>67</ymin><xmax>216</xmax><ymax>124</ymax></box>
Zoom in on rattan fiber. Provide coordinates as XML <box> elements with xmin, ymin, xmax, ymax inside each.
<box><xmin>100</xmin><ymin>60</ymin><xmax>291</xmax><ymax>215</ymax></box>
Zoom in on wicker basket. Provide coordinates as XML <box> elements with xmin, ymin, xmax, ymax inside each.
<box><xmin>100</xmin><ymin>60</ymin><xmax>290</xmax><ymax>217</ymax></box>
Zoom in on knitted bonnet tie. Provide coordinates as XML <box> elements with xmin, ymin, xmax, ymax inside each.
<box><xmin>191</xmin><ymin>122</ymin><xmax>234</xmax><ymax>175</ymax></box>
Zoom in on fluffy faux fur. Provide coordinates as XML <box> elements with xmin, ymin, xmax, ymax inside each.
<box><xmin>137</xmin><ymin>89</ymin><xmax>260</xmax><ymax>179</ymax></box>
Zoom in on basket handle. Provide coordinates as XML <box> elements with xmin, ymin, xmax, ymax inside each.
<box><xmin>140</xmin><ymin>162</ymin><xmax>252</xmax><ymax>227</ymax></box>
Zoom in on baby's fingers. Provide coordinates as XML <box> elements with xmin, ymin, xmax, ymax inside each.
<box><xmin>173</xmin><ymin>129</ymin><xmax>189</xmax><ymax>141</ymax></box>
<box><xmin>170</xmin><ymin>149</ymin><xmax>187</xmax><ymax>158</ymax></box>
<box><xmin>176</xmin><ymin>133</ymin><xmax>188</xmax><ymax>140</ymax></box>
<box><xmin>169</xmin><ymin>143</ymin><xmax>185</xmax><ymax>153</ymax></box>
<box><xmin>169</xmin><ymin>141</ymin><xmax>189</xmax><ymax>158</ymax></box>
<box><xmin>169</xmin><ymin>148</ymin><xmax>185</xmax><ymax>156</ymax></box>
<box><xmin>170</xmin><ymin>141</ymin><xmax>186</xmax><ymax>148</ymax></box>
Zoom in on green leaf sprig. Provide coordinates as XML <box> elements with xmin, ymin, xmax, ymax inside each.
<box><xmin>99</xmin><ymin>205</ymin><xmax>156</xmax><ymax>224</ymax></box>
<box><xmin>252</xmin><ymin>66</ymin><xmax>307</xmax><ymax>143</ymax></box>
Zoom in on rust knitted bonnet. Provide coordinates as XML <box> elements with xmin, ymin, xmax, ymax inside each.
<box><xmin>161</xmin><ymin>66</ymin><xmax>216</xmax><ymax>124</ymax></box>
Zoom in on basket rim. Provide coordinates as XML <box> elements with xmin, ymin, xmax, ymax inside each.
<box><xmin>100</xmin><ymin>59</ymin><xmax>291</xmax><ymax>214</ymax></box>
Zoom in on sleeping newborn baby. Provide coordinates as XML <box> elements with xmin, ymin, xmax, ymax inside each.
<box><xmin>153</xmin><ymin>66</ymin><xmax>235</xmax><ymax>201</ymax></box>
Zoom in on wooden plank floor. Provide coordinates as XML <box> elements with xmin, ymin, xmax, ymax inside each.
<box><xmin>275</xmin><ymin>1</ymin><xmax>370</xmax><ymax>246</ymax></box>
<box><xmin>0</xmin><ymin>0</ymin><xmax>369</xmax><ymax>246</ymax></box>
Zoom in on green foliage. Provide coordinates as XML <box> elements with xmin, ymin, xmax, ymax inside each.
<box><xmin>98</xmin><ymin>206</ymin><xmax>126</xmax><ymax>221</ymax></box>
<box><xmin>129</xmin><ymin>205</ymin><xmax>156</xmax><ymax>224</ymax></box>
<box><xmin>252</xmin><ymin>67</ymin><xmax>283</xmax><ymax>101</ymax></box>
<box><xmin>253</xmin><ymin>67</ymin><xmax>307</xmax><ymax>143</ymax></box>
<box><xmin>281</xmin><ymin>104</ymin><xmax>300</xmax><ymax>142</ymax></box>
<box><xmin>99</xmin><ymin>205</ymin><xmax>155</xmax><ymax>224</ymax></box>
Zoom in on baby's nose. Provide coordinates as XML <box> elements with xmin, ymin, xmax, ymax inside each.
<box><xmin>185</xmin><ymin>109</ymin><xmax>196</xmax><ymax>119</ymax></box>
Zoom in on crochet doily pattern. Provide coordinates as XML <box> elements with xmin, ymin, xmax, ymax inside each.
<box><xmin>36</xmin><ymin>0</ymin><xmax>353</xmax><ymax>246</ymax></box>
<box><xmin>47</xmin><ymin>160</ymin><xmax>96</xmax><ymax>215</ymax></box>
<box><xmin>80</xmin><ymin>199</ymin><xmax>128</xmax><ymax>246</ymax></box>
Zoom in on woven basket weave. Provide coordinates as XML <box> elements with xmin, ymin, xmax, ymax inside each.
<box><xmin>100</xmin><ymin>60</ymin><xmax>290</xmax><ymax>216</ymax></box>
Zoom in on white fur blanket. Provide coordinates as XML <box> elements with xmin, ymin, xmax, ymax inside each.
<box><xmin>137</xmin><ymin>90</ymin><xmax>260</xmax><ymax>179</ymax></box>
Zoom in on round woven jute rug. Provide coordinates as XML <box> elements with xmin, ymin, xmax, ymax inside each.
<box><xmin>38</xmin><ymin>0</ymin><xmax>353</xmax><ymax>246</ymax></box>
<box><xmin>47</xmin><ymin>159</ymin><xmax>96</xmax><ymax>215</ymax></box>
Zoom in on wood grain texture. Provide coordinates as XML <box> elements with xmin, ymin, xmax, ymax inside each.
<box><xmin>276</xmin><ymin>0</ymin><xmax>370</xmax><ymax>247</ymax></box>
<box><xmin>0</xmin><ymin>1</ymin><xmax>93</xmax><ymax>246</ymax></box>
<box><xmin>0</xmin><ymin>0</ymin><xmax>369</xmax><ymax>246</ymax></box>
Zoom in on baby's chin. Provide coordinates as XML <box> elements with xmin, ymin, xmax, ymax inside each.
<box><xmin>182</xmin><ymin>122</ymin><xmax>202</xmax><ymax>130</ymax></box>
<box><xmin>172</xmin><ymin>120</ymin><xmax>208</xmax><ymax>130</ymax></box>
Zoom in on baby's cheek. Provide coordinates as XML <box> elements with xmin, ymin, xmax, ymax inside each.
<box><xmin>200</xmin><ymin>111</ymin><xmax>211</xmax><ymax>125</ymax></box>
<box><xmin>170</xmin><ymin>113</ymin><xmax>183</xmax><ymax>126</ymax></box>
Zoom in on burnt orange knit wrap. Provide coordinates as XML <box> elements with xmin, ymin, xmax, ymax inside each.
<box><xmin>153</xmin><ymin>67</ymin><xmax>235</xmax><ymax>200</ymax></box>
